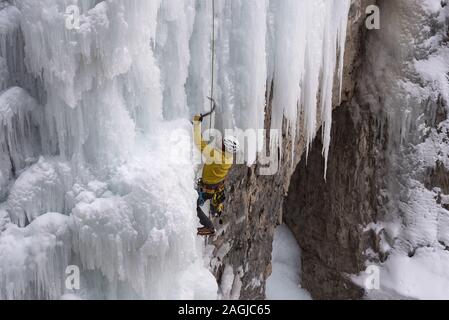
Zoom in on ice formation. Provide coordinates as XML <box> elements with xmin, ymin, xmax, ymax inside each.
<box><xmin>0</xmin><ymin>0</ymin><xmax>350</xmax><ymax>299</ymax></box>
<box><xmin>353</xmin><ymin>0</ymin><xmax>449</xmax><ymax>299</ymax></box>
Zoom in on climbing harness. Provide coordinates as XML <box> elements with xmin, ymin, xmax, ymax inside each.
<box><xmin>197</xmin><ymin>179</ymin><xmax>226</xmax><ymax>219</ymax></box>
<box><xmin>197</xmin><ymin>179</ymin><xmax>224</xmax><ymax>195</ymax></box>
<box><xmin>211</xmin><ymin>188</ymin><xmax>226</xmax><ymax>217</ymax></box>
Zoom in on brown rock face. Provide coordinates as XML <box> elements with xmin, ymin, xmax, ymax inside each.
<box><xmin>284</xmin><ymin>101</ymin><xmax>387</xmax><ymax>299</ymax></box>
<box><xmin>210</xmin><ymin>0</ymin><xmax>377</xmax><ymax>300</ymax></box>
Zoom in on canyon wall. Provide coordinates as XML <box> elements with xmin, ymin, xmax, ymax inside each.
<box><xmin>283</xmin><ymin>0</ymin><xmax>449</xmax><ymax>300</ymax></box>
<box><xmin>213</xmin><ymin>0</ymin><xmax>376</xmax><ymax>299</ymax></box>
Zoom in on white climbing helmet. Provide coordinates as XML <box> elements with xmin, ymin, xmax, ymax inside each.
<box><xmin>223</xmin><ymin>136</ymin><xmax>240</xmax><ymax>154</ymax></box>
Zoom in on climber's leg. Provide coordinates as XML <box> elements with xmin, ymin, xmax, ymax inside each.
<box><xmin>196</xmin><ymin>190</ymin><xmax>215</xmax><ymax>236</ymax></box>
<box><xmin>197</xmin><ymin>206</ymin><xmax>215</xmax><ymax>231</ymax></box>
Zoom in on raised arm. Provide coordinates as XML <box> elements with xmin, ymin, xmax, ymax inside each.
<box><xmin>193</xmin><ymin>115</ymin><xmax>218</xmax><ymax>164</ymax></box>
<box><xmin>193</xmin><ymin>115</ymin><xmax>208</xmax><ymax>152</ymax></box>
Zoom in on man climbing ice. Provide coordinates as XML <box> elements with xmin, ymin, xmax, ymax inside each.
<box><xmin>193</xmin><ymin>112</ymin><xmax>240</xmax><ymax>237</ymax></box>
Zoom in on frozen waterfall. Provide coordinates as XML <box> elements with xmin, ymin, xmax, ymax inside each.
<box><xmin>0</xmin><ymin>0</ymin><xmax>350</xmax><ymax>299</ymax></box>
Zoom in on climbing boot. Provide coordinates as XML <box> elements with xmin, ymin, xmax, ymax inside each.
<box><xmin>197</xmin><ymin>227</ymin><xmax>216</xmax><ymax>237</ymax></box>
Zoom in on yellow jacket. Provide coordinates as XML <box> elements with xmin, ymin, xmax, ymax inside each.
<box><xmin>194</xmin><ymin>119</ymin><xmax>233</xmax><ymax>185</ymax></box>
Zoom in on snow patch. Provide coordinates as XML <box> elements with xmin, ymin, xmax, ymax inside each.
<box><xmin>266</xmin><ymin>225</ymin><xmax>311</xmax><ymax>300</ymax></box>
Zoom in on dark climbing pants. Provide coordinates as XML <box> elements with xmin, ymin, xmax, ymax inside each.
<box><xmin>197</xmin><ymin>207</ymin><xmax>215</xmax><ymax>230</ymax></box>
<box><xmin>196</xmin><ymin>181</ymin><xmax>226</xmax><ymax>230</ymax></box>
<box><xmin>197</xmin><ymin>192</ymin><xmax>215</xmax><ymax>230</ymax></box>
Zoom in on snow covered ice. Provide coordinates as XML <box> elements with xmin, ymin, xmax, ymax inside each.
<box><xmin>266</xmin><ymin>225</ymin><xmax>311</xmax><ymax>300</ymax></box>
<box><xmin>0</xmin><ymin>0</ymin><xmax>350</xmax><ymax>299</ymax></box>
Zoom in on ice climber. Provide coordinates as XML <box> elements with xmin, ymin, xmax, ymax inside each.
<box><xmin>193</xmin><ymin>113</ymin><xmax>240</xmax><ymax>237</ymax></box>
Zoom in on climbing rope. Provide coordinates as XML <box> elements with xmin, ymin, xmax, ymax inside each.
<box><xmin>209</xmin><ymin>0</ymin><xmax>216</xmax><ymax>132</ymax></box>
<box><xmin>204</xmin><ymin>0</ymin><xmax>216</xmax><ymax>246</ymax></box>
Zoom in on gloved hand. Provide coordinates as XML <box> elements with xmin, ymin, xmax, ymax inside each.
<box><xmin>194</xmin><ymin>114</ymin><xmax>203</xmax><ymax>122</ymax></box>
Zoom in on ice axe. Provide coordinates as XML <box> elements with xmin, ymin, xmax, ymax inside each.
<box><xmin>201</xmin><ymin>97</ymin><xmax>217</xmax><ymax>121</ymax></box>
<box><xmin>192</xmin><ymin>97</ymin><xmax>217</xmax><ymax>123</ymax></box>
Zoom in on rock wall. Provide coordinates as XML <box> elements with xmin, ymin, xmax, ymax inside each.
<box><xmin>282</xmin><ymin>0</ymin><xmax>389</xmax><ymax>300</ymax></box>
<box><xmin>211</xmin><ymin>0</ymin><xmax>376</xmax><ymax>300</ymax></box>
<box><xmin>284</xmin><ymin>101</ymin><xmax>387</xmax><ymax>299</ymax></box>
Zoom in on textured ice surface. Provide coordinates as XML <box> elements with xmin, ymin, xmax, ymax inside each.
<box><xmin>4</xmin><ymin>157</ymin><xmax>72</xmax><ymax>227</ymax></box>
<box><xmin>0</xmin><ymin>87</ymin><xmax>40</xmax><ymax>200</ymax></box>
<box><xmin>0</xmin><ymin>212</ymin><xmax>71</xmax><ymax>300</ymax></box>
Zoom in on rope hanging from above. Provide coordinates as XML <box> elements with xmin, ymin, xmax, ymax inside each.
<box><xmin>209</xmin><ymin>0</ymin><xmax>216</xmax><ymax>132</ymax></box>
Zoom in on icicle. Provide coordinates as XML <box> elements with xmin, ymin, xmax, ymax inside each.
<box><xmin>320</xmin><ymin>0</ymin><xmax>351</xmax><ymax>178</ymax></box>
<box><xmin>0</xmin><ymin>4</ymin><xmax>20</xmax><ymax>90</ymax></box>
<box><xmin>267</xmin><ymin>0</ymin><xmax>350</xmax><ymax>174</ymax></box>
<box><xmin>216</xmin><ymin>0</ymin><xmax>268</xmax><ymax>165</ymax></box>
<box><xmin>155</xmin><ymin>0</ymin><xmax>195</xmax><ymax>121</ymax></box>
